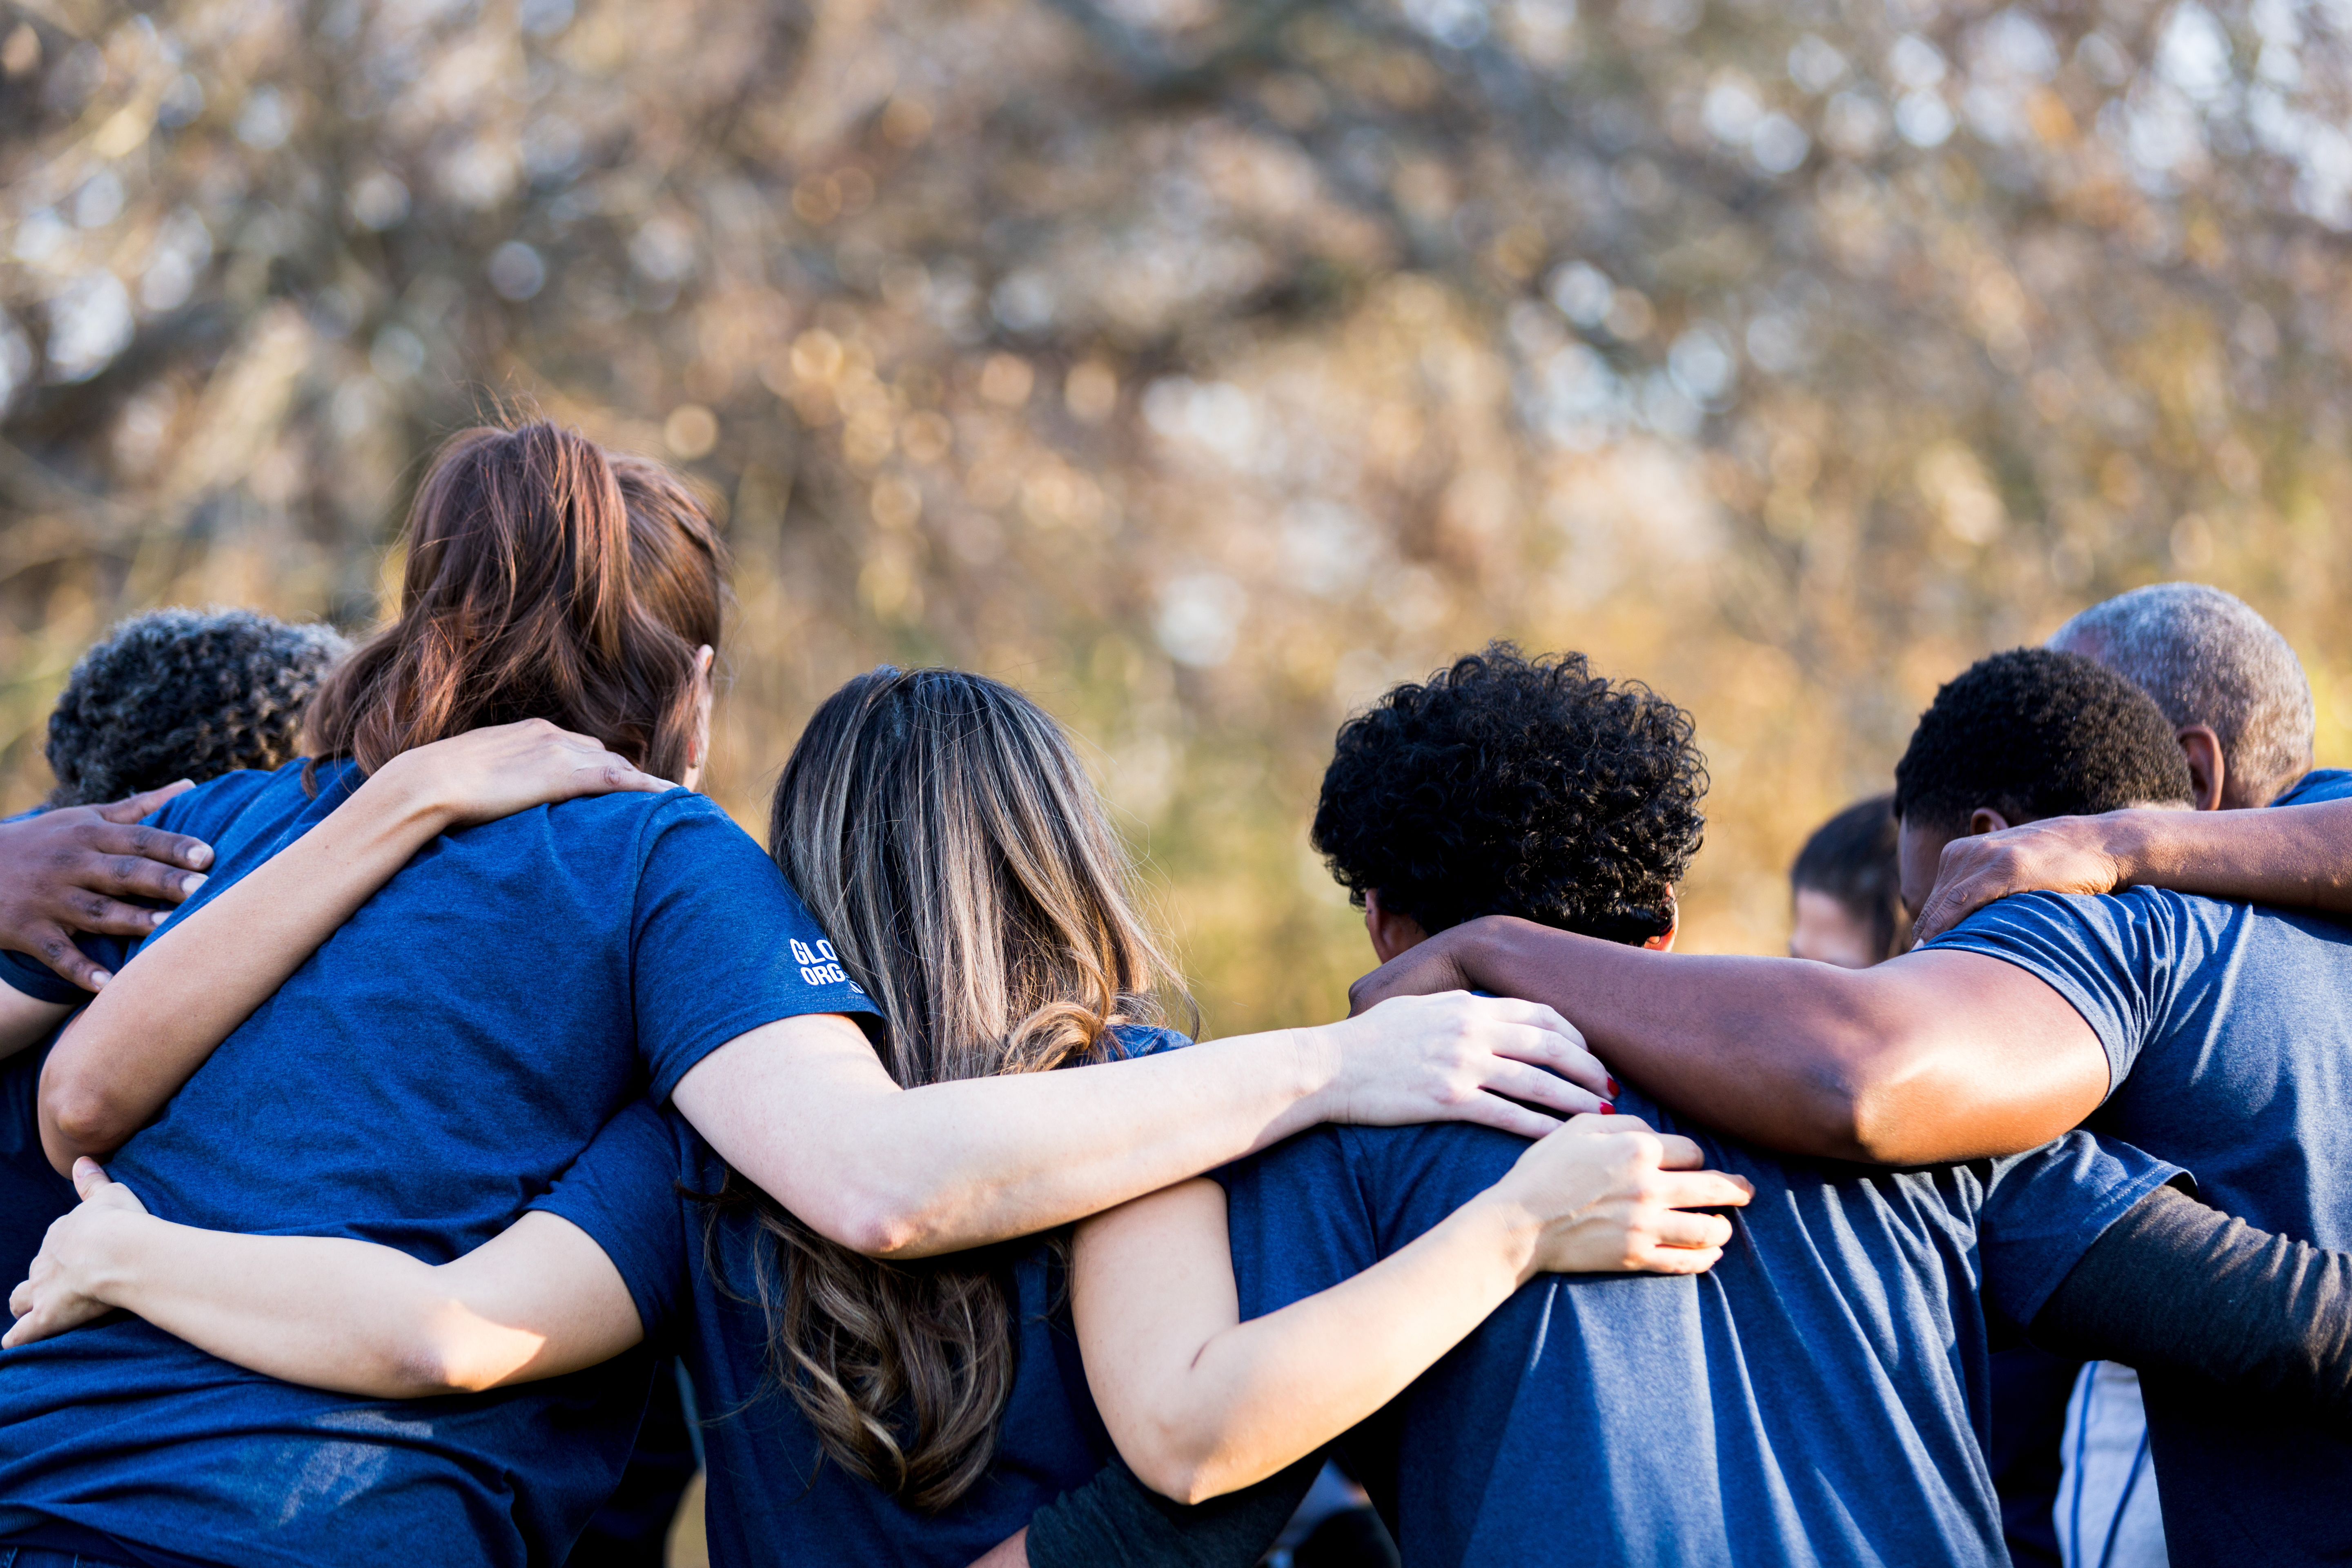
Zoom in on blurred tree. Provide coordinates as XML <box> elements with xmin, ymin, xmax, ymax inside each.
<box><xmin>2</xmin><ymin>0</ymin><xmax>2348</xmax><ymax>1028</ymax></box>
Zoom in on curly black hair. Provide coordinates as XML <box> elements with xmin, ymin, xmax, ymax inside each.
<box><xmin>1311</xmin><ymin>644</ymin><xmax>1708</xmax><ymax>945</ymax></box>
<box><xmin>1891</xmin><ymin>647</ymin><xmax>2194</xmax><ymax>834</ymax></box>
<box><xmin>46</xmin><ymin>608</ymin><xmax>352</xmax><ymax>807</ymax></box>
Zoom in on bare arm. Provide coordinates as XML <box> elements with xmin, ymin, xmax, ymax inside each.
<box><xmin>38</xmin><ymin>722</ymin><xmax>672</xmax><ymax>1172</ymax></box>
<box><xmin>672</xmin><ymin>991</ymin><xmax>1615</xmax><ymax>1261</ymax></box>
<box><xmin>1913</xmin><ymin>800</ymin><xmax>2352</xmax><ymax>943</ymax></box>
<box><xmin>1349</xmin><ymin>921</ymin><xmax>2110</xmax><ymax>1166</ymax></box>
<box><xmin>6</xmin><ymin>1163</ymin><xmax>641</xmax><ymax>1394</ymax></box>
<box><xmin>1071</xmin><ymin>1118</ymin><xmax>1753</xmax><ymax>1503</ymax></box>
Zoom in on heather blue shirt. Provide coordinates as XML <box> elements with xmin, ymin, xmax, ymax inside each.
<box><xmin>1929</xmin><ymin>765</ymin><xmax>2352</xmax><ymax>1566</ymax></box>
<box><xmin>0</xmin><ymin>760</ymin><xmax>877</xmax><ymax>1568</ymax></box>
<box><xmin>1214</xmin><ymin>1089</ymin><xmax>2178</xmax><ymax>1568</ymax></box>
<box><xmin>535</xmin><ymin>1027</ymin><xmax>1189</xmax><ymax>1568</ymax></box>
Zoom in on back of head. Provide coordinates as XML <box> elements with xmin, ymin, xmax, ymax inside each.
<box><xmin>46</xmin><ymin>608</ymin><xmax>352</xmax><ymax>806</ymax></box>
<box><xmin>1790</xmin><ymin>794</ymin><xmax>1907</xmax><ymax>964</ymax></box>
<box><xmin>1893</xmin><ymin>648</ymin><xmax>2195</xmax><ymax>834</ymax></box>
<box><xmin>306</xmin><ymin>422</ymin><xmax>723</xmax><ymax>782</ymax></box>
<box><xmin>749</xmin><ymin>666</ymin><xmax>1183</xmax><ymax>1510</ymax></box>
<box><xmin>1312</xmin><ymin>644</ymin><xmax>1706</xmax><ymax>945</ymax></box>
<box><xmin>2048</xmin><ymin>583</ymin><xmax>2314</xmax><ymax>806</ymax></box>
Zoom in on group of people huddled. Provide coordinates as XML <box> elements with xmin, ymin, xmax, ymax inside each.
<box><xmin>0</xmin><ymin>419</ymin><xmax>2344</xmax><ymax>1568</ymax></box>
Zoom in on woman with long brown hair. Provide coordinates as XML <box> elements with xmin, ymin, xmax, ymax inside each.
<box><xmin>6</xmin><ymin>665</ymin><xmax>1744</xmax><ymax>1567</ymax></box>
<box><xmin>0</xmin><ymin>419</ymin><xmax>1686</xmax><ymax>1568</ymax></box>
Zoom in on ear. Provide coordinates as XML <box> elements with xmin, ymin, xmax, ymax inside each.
<box><xmin>2176</xmin><ymin>725</ymin><xmax>2226</xmax><ymax>812</ymax></box>
<box><xmin>1641</xmin><ymin>892</ymin><xmax>1679</xmax><ymax>952</ymax></box>
<box><xmin>1965</xmin><ymin>806</ymin><xmax>2012</xmax><ymax>837</ymax></box>
<box><xmin>1363</xmin><ymin>889</ymin><xmax>1431</xmax><ymax>965</ymax></box>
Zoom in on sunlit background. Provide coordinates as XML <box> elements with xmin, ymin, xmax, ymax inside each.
<box><xmin>4</xmin><ymin>0</ymin><xmax>2350</xmax><ymax>1047</ymax></box>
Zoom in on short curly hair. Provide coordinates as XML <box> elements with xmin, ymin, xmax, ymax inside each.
<box><xmin>1892</xmin><ymin>648</ymin><xmax>2193</xmax><ymax>835</ymax></box>
<box><xmin>1311</xmin><ymin>644</ymin><xmax>1708</xmax><ymax>945</ymax></box>
<box><xmin>46</xmin><ymin>608</ymin><xmax>353</xmax><ymax>807</ymax></box>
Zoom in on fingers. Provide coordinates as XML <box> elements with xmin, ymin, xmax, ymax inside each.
<box><xmin>93</xmin><ymin>780</ymin><xmax>195</xmax><ymax>826</ymax></box>
<box><xmin>1648</xmin><ymin>1209</ymin><xmax>1736</xmax><ymax>1250</ymax></box>
<box><xmin>1627</xmin><ymin>1244</ymin><xmax>1724</xmax><ymax>1276</ymax></box>
<box><xmin>82</xmin><ymin>822</ymin><xmax>214</xmax><ymax>884</ymax></box>
<box><xmin>1477</xmin><ymin>1056</ymin><xmax>1611</xmax><ymax>1117</ymax></box>
<box><xmin>1452</xmin><ymin>1091</ymin><xmax>1566</xmax><ymax>1141</ymax></box>
<box><xmin>1650</xmin><ymin>1169</ymin><xmax>1756</xmax><ymax>1211</ymax></box>
<box><xmin>72</xmin><ymin>1158</ymin><xmax>108</xmax><ymax>1200</ymax></box>
<box><xmin>7</xmin><ymin>1277</ymin><xmax>27</xmax><ymax>1319</ymax></box>
<box><xmin>29</xmin><ymin>924</ymin><xmax>111</xmax><ymax>993</ymax></box>
<box><xmin>1910</xmin><ymin>878</ymin><xmax>1988</xmax><ymax>944</ymax></box>
<box><xmin>57</xmin><ymin>898</ymin><xmax>171</xmax><ymax>941</ymax></box>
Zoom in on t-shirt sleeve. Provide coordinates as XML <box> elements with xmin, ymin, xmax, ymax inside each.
<box><xmin>1921</xmin><ymin>889</ymin><xmax>2181</xmax><ymax>1100</ymax></box>
<box><xmin>1975</xmin><ymin>1130</ymin><xmax>2185</xmax><ymax>1328</ymax></box>
<box><xmin>526</xmin><ymin>1098</ymin><xmax>688</xmax><ymax>1340</ymax></box>
<box><xmin>627</xmin><ymin>795</ymin><xmax>882</xmax><ymax>1100</ymax></box>
<box><xmin>1213</xmin><ymin>1127</ymin><xmax>1382</xmax><ymax>1321</ymax></box>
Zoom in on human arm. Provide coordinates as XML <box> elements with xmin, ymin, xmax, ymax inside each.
<box><xmin>1069</xmin><ymin>1116</ymin><xmax>1754</xmax><ymax>1503</ymax></box>
<box><xmin>672</xmin><ymin>990</ymin><xmax>1616</xmax><ymax>1261</ymax></box>
<box><xmin>1913</xmin><ymin>799</ymin><xmax>2352</xmax><ymax>943</ymax></box>
<box><xmin>0</xmin><ymin>782</ymin><xmax>215</xmax><ymax>1000</ymax></box>
<box><xmin>2031</xmin><ymin>1182</ymin><xmax>2352</xmax><ymax>1423</ymax></box>
<box><xmin>4</xmin><ymin>1159</ymin><xmax>643</xmax><ymax>1392</ymax></box>
<box><xmin>1349</xmin><ymin>922</ymin><xmax>2110</xmax><ymax>1166</ymax></box>
<box><xmin>38</xmin><ymin>721</ymin><xmax>672</xmax><ymax>1171</ymax></box>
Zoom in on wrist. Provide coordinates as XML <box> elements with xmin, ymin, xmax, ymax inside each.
<box><xmin>2098</xmin><ymin>811</ymin><xmax>2163</xmax><ymax>887</ymax></box>
<box><xmin>1283</xmin><ymin>1025</ymin><xmax>1350</xmax><ymax>1134</ymax></box>
<box><xmin>1455</xmin><ymin>1187</ymin><xmax>1548</xmax><ymax>1291</ymax></box>
<box><xmin>63</xmin><ymin>1206</ymin><xmax>151</xmax><ymax>1307</ymax></box>
<box><xmin>349</xmin><ymin>753</ymin><xmax>456</xmax><ymax>842</ymax></box>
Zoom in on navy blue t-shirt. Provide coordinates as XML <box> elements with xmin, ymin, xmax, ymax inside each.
<box><xmin>1928</xmin><ymin>767</ymin><xmax>2352</xmax><ymax>1566</ymax></box>
<box><xmin>0</xmin><ymin>1036</ymin><xmax>72</xmax><ymax>1285</ymax></box>
<box><xmin>1214</xmin><ymin>1089</ymin><xmax>2178</xmax><ymax>1568</ymax></box>
<box><xmin>0</xmin><ymin>760</ymin><xmax>878</xmax><ymax>1568</ymax></box>
<box><xmin>535</xmin><ymin>1026</ymin><xmax>1189</xmax><ymax>1568</ymax></box>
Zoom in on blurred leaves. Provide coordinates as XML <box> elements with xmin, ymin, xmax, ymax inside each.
<box><xmin>3</xmin><ymin>0</ymin><xmax>2350</xmax><ymax>1027</ymax></box>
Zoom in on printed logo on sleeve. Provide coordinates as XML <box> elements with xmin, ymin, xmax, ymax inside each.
<box><xmin>789</xmin><ymin>938</ymin><xmax>866</xmax><ymax>993</ymax></box>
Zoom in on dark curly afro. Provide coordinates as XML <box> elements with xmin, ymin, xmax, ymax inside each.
<box><xmin>46</xmin><ymin>608</ymin><xmax>352</xmax><ymax>807</ymax></box>
<box><xmin>1892</xmin><ymin>647</ymin><xmax>2193</xmax><ymax>834</ymax></box>
<box><xmin>1312</xmin><ymin>644</ymin><xmax>1708</xmax><ymax>945</ymax></box>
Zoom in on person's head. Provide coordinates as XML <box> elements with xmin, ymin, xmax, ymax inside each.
<box><xmin>2047</xmin><ymin>582</ymin><xmax>2314</xmax><ymax>810</ymax></box>
<box><xmin>742</xmin><ymin>666</ymin><xmax>1184</xmax><ymax>1510</ymax></box>
<box><xmin>1788</xmin><ymin>794</ymin><xmax>1907</xmax><ymax>969</ymax></box>
<box><xmin>45</xmin><ymin>608</ymin><xmax>351</xmax><ymax>806</ymax></box>
<box><xmin>1312</xmin><ymin>644</ymin><xmax>1707</xmax><ymax>961</ymax></box>
<box><xmin>1891</xmin><ymin>647</ymin><xmax>2194</xmax><ymax>917</ymax></box>
<box><xmin>306</xmin><ymin>421</ymin><xmax>724</xmax><ymax>788</ymax></box>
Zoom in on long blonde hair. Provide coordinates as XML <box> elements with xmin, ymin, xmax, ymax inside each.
<box><xmin>734</xmin><ymin>666</ymin><xmax>1186</xmax><ymax>1511</ymax></box>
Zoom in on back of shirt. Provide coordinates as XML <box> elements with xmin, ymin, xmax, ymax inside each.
<box><xmin>0</xmin><ymin>760</ymin><xmax>875</xmax><ymax>1568</ymax></box>
<box><xmin>1929</xmin><ymin>843</ymin><xmax>2352</xmax><ymax>1565</ymax></box>
<box><xmin>1216</xmin><ymin>1093</ymin><xmax>2174</xmax><ymax>1568</ymax></box>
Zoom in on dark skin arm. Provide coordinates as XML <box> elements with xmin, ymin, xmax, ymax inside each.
<box><xmin>1349</xmin><ymin>918</ymin><xmax>2108</xmax><ymax>1165</ymax></box>
<box><xmin>1915</xmin><ymin>797</ymin><xmax>2352</xmax><ymax>943</ymax></box>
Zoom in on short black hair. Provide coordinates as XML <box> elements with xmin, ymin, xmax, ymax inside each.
<box><xmin>1311</xmin><ymin>644</ymin><xmax>1707</xmax><ymax>945</ymax></box>
<box><xmin>46</xmin><ymin>608</ymin><xmax>352</xmax><ymax>807</ymax></box>
<box><xmin>1892</xmin><ymin>648</ymin><xmax>2194</xmax><ymax>834</ymax></box>
<box><xmin>1791</xmin><ymin>794</ymin><xmax>1906</xmax><ymax>963</ymax></box>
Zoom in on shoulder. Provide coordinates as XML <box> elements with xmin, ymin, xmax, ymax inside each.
<box><xmin>156</xmin><ymin>759</ymin><xmax>313</xmax><ymax>838</ymax></box>
<box><xmin>2270</xmin><ymin>768</ymin><xmax>2352</xmax><ymax>808</ymax></box>
<box><xmin>1102</xmin><ymin>1023</ymin><xmax>1193</xmax><ymax>1062</ymax></box>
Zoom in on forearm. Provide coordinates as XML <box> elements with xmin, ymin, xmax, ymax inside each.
<box><xmin>63</xmin><ymin>1213</ymin><xmax>503</xmax><ymax>1397</ymax></box>
<box><xmin>2033</xmin><ymin>1183</ymin><xmax>2352</xmax><ymax>1424</ymax></box>
<box><xmin>2110</xmin><ymin>801</ymin><xmax>2352</xmax><ymax>913</ymax></box>
<box><xmin>697</xmin><ymin>1027</ymin><xmax>1343</xmax><ymax>1259</ymax></box>
<box><xmin>39</xmin><ymin>766</ymin><xmax>446</xmax><ymax>1169</ymax></box>
<box><xmin>1116</xmin><ymin>1194</ymin><xmax>1535</xmax><ymax>1502</ymax></box>
<box><xmin>1425</xmin><ymin>920</ymin><xmax>2102</xmax><ymax>1165</ymax></box>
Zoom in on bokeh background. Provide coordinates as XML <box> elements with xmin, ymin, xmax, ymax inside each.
<box><xmin>4</xmin><ymin>0</ymin><xmax>2351</xmax><ymax>1038</ymax></box>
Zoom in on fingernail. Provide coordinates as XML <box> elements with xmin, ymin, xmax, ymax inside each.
<box><xmin>180</xmin><ymin>873</ymin><xmax>207</xmax><ymax>895</ymax></box>
<box><xmin>147</xmin><ymin>908</ymin><xmax>167</xmax><ymax>926</ymax></box>
<box><xmin>1598</xmin><ymin>1101</ymin><xmax>1615</xmax><ymax>1115</ymax></box>
<box><xmin>1606</xmin><ymin>1077</ymin><xmax>1620</xmax><ymax>1098</ymax></box>
<box><xmin>89</xmin><ymin>971</ymin><xmax>109</xmax><ymax>989</ymax></box>
<box><xmin>186</xmin><ymin>846</ymin><xmax>213</xmax><ymax>869</ymax></box>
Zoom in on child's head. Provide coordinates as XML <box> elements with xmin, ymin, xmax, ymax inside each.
<box><xmin>45</xmin><ymin>608</ymin><xmax>351</xmax><ymax>806</ymax></box>
<box><xmin>1788</xmin><ymin>795</ymin><xmax>1905</xmax><ymax>969</ymax></box>
<box><xmin>751</xmin><ymin>665</ymin><xmax>1184</xmax><ymax>1511</ymax></box>
<box><xmin>306</xmin><ymin>422</ymin><xmax>724</xmax><ymax>784</ymax></box>
<box><xmin>1313</xmin><ymin>644</ymin><xmax>1707</xmax><ymax>958</ymax></box>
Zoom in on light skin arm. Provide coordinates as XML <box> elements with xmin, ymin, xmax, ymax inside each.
<box><xmin>1913</xmin><ymin>799</ymin><xmax>2352</xmax><ymax>943</ymax></box>
<box><xmin>1348</xmin><ymin>920</ymin><xmax>2110</xmax><ymax>1166</ymax></box>
<box><xmin>1072</xmin><ymin>1116</ymin><xmax>1754</xmax><ymax>1503</ymax></box>
<box><xmin>37</xmin><ymin>722</ymin><xmax>675</xmax><ymax>1172</ymax></box>
<box><xmin>6</xmin><ymin>1161</ymin><xmax>641</xmax><ymax>1394</ymax></box>
<box><xmin>672</xmin><ymin>990</ymin><xmax>1615</xmax><ymax>1261</ymax></box>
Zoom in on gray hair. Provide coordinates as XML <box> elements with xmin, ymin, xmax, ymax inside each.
<box><xmin>2047</xmin><ymin>584</ymin><xmax>2314</xmax><ymax>805</ymax></box>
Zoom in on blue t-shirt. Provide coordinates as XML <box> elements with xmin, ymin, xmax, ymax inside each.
<box><xmin>535</xmin><ymin>1026</ymin><xmax>1189</xmax><ymax>1568</ymax></box>
<box><xmin>0</xmin><ymin>760</ymin><xmax>878</xmax><ymax>1568</ymax></box>
<box><xmin>1214</xmin><ymin>1089</ymin><xmax>2178</xmax><ymax>1568</ymax></box>
<box><xmin>0</xmin><ymin>1037</ymin><xmax>72</xmax><ymax>1286</ymax></box>
<box><xmin>1928</xmin><ymin>771</ymin><xmax>2352</xmax><ymax>1568</ymax></box>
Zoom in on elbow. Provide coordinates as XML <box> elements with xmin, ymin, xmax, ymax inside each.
<box><xmin>38</xmin><ymin>1075</ymin><xmax>134</xmax><ymax>1175</ymax></box>
<box><xmin>815</xmin><ymin>1187</ymin><xmax>935</xmax><ymax>1260</ymax></box>
<box><xmin>1123</xmin><ymin>1439</ymin><xmax>1229</xmax><ymax>1508</ymax></box>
